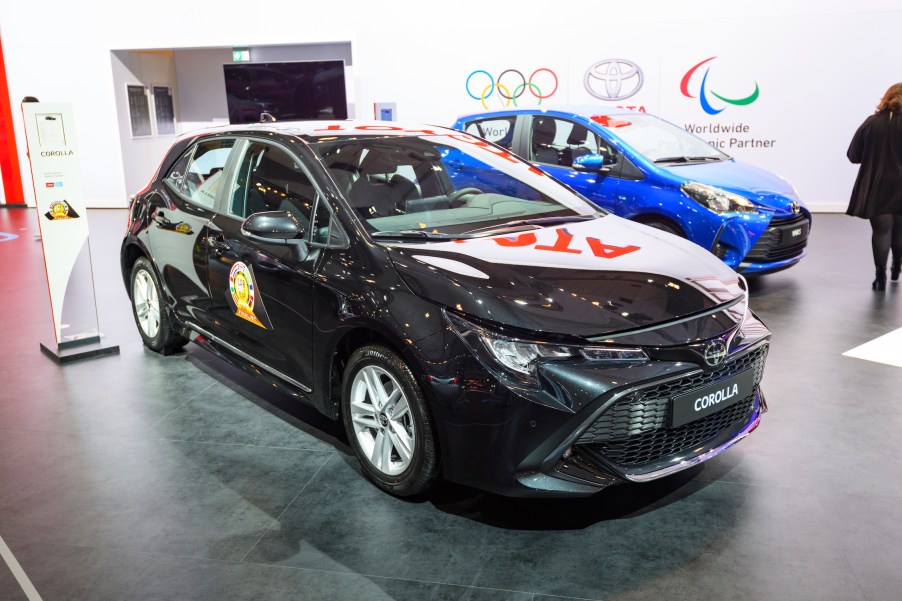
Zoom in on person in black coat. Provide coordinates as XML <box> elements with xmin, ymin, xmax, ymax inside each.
<box><xmin>847</xmin><ymin>83</ymin><xmax>902</xmax><ymax>290</ymax></box>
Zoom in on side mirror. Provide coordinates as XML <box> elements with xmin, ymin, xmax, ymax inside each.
<box><xmin>572</xmin><ymin>153</ymin><xmax>612</xmax><ymax>172</ymax></box>
<box><xmin>241</xmin><ymin>211</ymin><xmax>305</xmax><ymax>240</ymax></box>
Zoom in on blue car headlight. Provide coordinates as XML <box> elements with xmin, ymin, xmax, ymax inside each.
<box><xmin>681</xmin><ymin>182</ymin><xmax>757</xmax><ymax>214</ymax></box>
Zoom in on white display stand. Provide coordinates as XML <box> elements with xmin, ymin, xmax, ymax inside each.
<box><xmin>21</xmin><ymin>101</ymin><xmax>119</xmax><ymax>363</ymax></box>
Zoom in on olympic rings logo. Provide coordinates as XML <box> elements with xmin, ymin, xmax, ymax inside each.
<box><xmin>465</xmin><ymin>68</ymin><xmax>559</xmax><ymax>109</ymax></box>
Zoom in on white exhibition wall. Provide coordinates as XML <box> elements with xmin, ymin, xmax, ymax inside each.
<box><xmin>110</xmin><ymin>50</ymin><xmax>180</xmax><ymax>196</ymax></box>
<box><xmin>111</xmin><ymin>43</ymin><xmax>354</xmax><ymax>195</ymax></box>
<box><xmin>1</xmin><ymin>0</ymin><xmax>900</xmax><ymax>210</ymax></box>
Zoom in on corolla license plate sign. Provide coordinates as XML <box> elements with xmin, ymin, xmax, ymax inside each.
<box><xmin>670</xmin><ymin>369</ymin><xmax>757</xmax><ymax>428</ymax></box>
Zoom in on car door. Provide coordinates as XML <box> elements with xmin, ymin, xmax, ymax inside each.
<box><xmin>525</xmin><ymin>115</ymin><xmax>623</xmax><ymax>211</ymax></box>
<box><xmin>205</xmin><ymin>138</ymin><xmax>322</xmax><ymax>392</ymax></box>
<box><xmin>147</xmin><ymin>137</ymin><xmax>237</xmax><ymax>328</ymax></box>
<box><xmin>453</xmin><ymin>115</ymin><xmax>529</xmax><ymax>193</ymax></box>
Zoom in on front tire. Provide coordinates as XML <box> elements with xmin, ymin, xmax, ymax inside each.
<box><xmin>130</xmin><ymin>256</ymin><xmax>187</xmax><ymax>355</ymax></box>
<box><xmin>637</xmin><ymin>217</ymin><xmax>685</xmax><ymax>237</ymax></box>
<box><xmin>341</xmin><ymin>344</ymin><xmax>438</xmax><ymax>497</ymax></box>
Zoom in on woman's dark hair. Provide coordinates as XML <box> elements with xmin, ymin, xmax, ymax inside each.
<box><xmin>877</xmin><ymin>83</ymin><xmax>902</xmax><ymax>113</ymax></box>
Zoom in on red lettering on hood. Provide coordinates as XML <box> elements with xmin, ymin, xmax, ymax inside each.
<box><xmin>534</xmin><ymin>228</ymin><xmax>581</xmax><ymax>254</ymax></box>
<box><xmin>493</xmin><ymin>233</ymin><xmax>537</xmax><ymax>247</ymax></box>
<box><xmin>489</xmin><ymin>228</ymin><xmax>640</xmax><ymax>259</ymax></box>
<box><xmin>587</xmin><ymin>237</ymin><xmax>640</xmax><ymax>258</ymax></box>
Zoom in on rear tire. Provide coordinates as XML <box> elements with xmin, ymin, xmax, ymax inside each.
<box><xmin>130</xmin><ymin>256</ymin><xmax>187</xmax><ymax>355</ymax></box>
<box><xmin>341</xmin><ymin>344</ymin><xmax>438</xmax><ymax>497</ymax></box>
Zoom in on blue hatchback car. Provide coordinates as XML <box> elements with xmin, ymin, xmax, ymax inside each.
<box><xmin>451</xmin><ymin>107</ymin><xmax>811</xmax><ymax>274</ymax></box>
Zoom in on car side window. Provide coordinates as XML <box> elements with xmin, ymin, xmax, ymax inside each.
<box><xmin>166</xmin><ymin>139</ymin><xmax>235</xmax><ymax>208</ymax></box>
<box><xmin>228</xmin><ymin>142</ymin><xmax>318</xmax><ymax>233</ymax></box>
<box><xmin>529</xmin><ymin>117</ymin><xmax>612</xmax><ymax>168</ymax></box>
<box><xmin>309</xmin><ymin>197</ymin><xmax>345</xmax><ymax>247</ymax></box>
<box><xmin>463</xmin><ymin>117</ymin><xmax>516</xmax><ymax>150</ymax></box>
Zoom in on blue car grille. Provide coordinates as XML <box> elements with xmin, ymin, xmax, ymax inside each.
<box><xmin>746</xmin><ymin>214</ymin><xmax>809</xmax><ymax>262</ymax></box>
<box><xmin>578</xmin><ymin>345</ymin><xmax>768</xmax><ymax>468</ymax></box>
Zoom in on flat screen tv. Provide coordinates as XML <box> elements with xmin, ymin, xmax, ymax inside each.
<box><xmin>224</xmin><ymin>60</ymin><xmax>347</xmax><ymax>124</ymax></box>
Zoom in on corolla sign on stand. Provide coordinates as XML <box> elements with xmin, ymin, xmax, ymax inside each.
<box><xmin>21</xmin><ymin>102</ymin><xmax>118</xmax><ymax>363</ymax></box>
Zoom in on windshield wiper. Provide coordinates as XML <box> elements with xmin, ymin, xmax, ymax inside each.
<box><xmin>370</xmin><ymin>230</ymin><xmax>464</xmax><ymax>240</ymax></box>
<box><xmin>653</xmin><ymin>156</ymin><xmax>724</xmax><ymax>164</ymax></box>
<box><xmin>461</xmin><ymin>214</ymin><xmax>600</xmax><ymax>237</ymax></box>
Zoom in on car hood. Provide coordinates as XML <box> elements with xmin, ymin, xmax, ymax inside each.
<box><xmin>387</xmin><ymin>216</ymin><xmax>746</xmax><ymax>343</ymax></box>
<box><xmin>661</xmin><ymin>159</ymin><xmax>800</xmax><ymax>209</ymax></box>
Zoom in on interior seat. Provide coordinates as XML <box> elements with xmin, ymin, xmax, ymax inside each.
<box><xmin>347</xmin><ymin>148</ymin><xmax>398</xmax><ymax>218</ymax></box>
<box><xmin>531</xmin><ymin>117</ymin><xmax>559</xmax><ymax>165</ymax></box>
<box><xmin>564</xmin><ymin>125</ymin><xmax>593</xmax><ymax>166</ymax></box>
<box><xmin>389</xmin><ymin>174</ymin><xmax>420</xmax><ymax>212</ymax></box>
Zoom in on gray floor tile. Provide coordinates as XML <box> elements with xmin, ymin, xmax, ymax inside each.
<box><xmin>821</xmin><ymin>492</ymin><xmax>902</xmax><ymax>601</ymax></box>
<box><xmin>4</xmin><ymin>538</ymin><xmax>534</xmax><ymax>601</ymax></box>
<box><xmin>0</xmin><ymin>344</ymin><xmax>222</xmax><ymax>439</ymax></box>
<box><xmin>245</xmin><ymin>453</ymin><xmax>861</xmax><ymax>599</ymax></box>
<box><xmin>0</xmin><ymin>551</ymin><xmax>28</xmax><ymax>601</ymax></box>
<box><xmin>0</xmin><ymin>427</ymin><xmax>332</xmax><ymax>561</ymax></box>
<box><xmin>153</xmin><ymin>377</ymin><xmax>340</xmax><ymax>452</ymax></box>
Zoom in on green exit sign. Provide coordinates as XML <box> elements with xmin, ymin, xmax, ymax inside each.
<box><xmin>232</xmin><ymin>49</ymin><xmax>250</xmax><ymax>62</ymax></box>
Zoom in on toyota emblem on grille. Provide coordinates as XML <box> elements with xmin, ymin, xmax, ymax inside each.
<box><xmin>704</xmin><ymin>340</ymin><xmax>728</xmax><ymax>367</ymax></box>
<box><xmin>584</xmin><ymin>59</ymin><xmax>644</xmax><ymax>101</ymax></box>
<box><xmin>791</xmin><ymin>201</ymin><xmax>801</xmax><ymax>214</ymax></box>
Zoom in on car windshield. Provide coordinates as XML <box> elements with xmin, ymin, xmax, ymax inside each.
<box><xmin>312</xmin><ymin>133</ymin><xmax>600</xmax><ymax>239</ymax></box>
<box><xmin>592</xmin><ymin>113</ymin><xmax>729</xmax><ymax>163</ymax></box>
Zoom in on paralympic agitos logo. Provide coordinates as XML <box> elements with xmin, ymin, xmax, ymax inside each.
<box><xmin>680</xmin><ymin>57</ymin><xmax>760</xmax><ymax>115</ymax></box>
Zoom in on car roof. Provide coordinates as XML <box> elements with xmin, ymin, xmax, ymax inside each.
<box><xmin>454</xmin><ymin>104</ymin><xmax>641</xmax><ymax>122</ymax></box>
<box><xmin>176</xmin><ymin>119</ymin><xmax>460</xmax><ymax>145</ymax></box>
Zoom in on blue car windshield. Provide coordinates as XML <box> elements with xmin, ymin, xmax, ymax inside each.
<box><xmin>313</xmin><ymin>133</ymin><xmax>601</xmax><ymax>237</ymax></box>
<box><xmin>593</xmin><ymin>114</ymin><xmax>729</xmax><ymax>163</ymax></box>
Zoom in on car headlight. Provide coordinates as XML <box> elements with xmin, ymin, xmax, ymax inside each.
<box><xmin>681</xmin><ymin>182</ymin><xmax>757</xmax><ymax>214</ymax></box>
<box><xmin>446</xmin><ymin>311</ymin><xmax>648</xmax><ymax>388</ymax></box>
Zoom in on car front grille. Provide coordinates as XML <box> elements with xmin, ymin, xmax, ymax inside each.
<box><xmin>577</xmin><ymin>345</ymin><xmax>768</xmax><ymax>469</ymax></box>
<box><xmin>746</xmin><ymin>214</ymin><xmax>809</xmax><ymax>262</ymax></box>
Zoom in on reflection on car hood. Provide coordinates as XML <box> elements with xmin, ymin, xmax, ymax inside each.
<box><xmin>387</xmin><ymin>216</ymin><xmax>746</xmax><ymax>342</ymax></box>
<box><xmin>661</xmin><ymin>159</ymin><xmax>799</xmax><ymax>208</ymax></box>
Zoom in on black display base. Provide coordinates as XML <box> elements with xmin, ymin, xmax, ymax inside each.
<box><xmin>40</xmin><ymin>335</ymin><xmax>120</xmax><ymax>364</ymax></box>
<box><xmin>0</xmin><ymin>203</ymin><xmax>28</xmax><ymax>209</ymax></box>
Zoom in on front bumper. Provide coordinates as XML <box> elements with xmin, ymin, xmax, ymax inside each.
<box><xmin>736</xmin><ymin>213</ymin><xmax>811</xmax><ymax>275</ymax></box>
<box><xmin>419</xmin><ymin>315</ymin><xmax>770</xmax><ymax>497</ymax></box>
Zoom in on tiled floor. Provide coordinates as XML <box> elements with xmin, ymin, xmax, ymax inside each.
<box><xmin>1</xmin><ymin>208</ymin><xmax>900</xmax><ymax>600</ymax></box>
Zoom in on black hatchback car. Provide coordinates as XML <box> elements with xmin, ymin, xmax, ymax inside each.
<box><xmin>121</xmin><ymin>120</ymin><xmax>770</xmax><ymax>498</ymax></box>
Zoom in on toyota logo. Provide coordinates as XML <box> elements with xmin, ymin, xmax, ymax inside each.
<box><xmin>704</xmin><ymin>340</ymin><xmax>728</xmax><ymax>367</ymax></box>
<box><xmin>584</xmin><ymin>59</ymin><xmax>644</xmax><ymax>101</ymax></box>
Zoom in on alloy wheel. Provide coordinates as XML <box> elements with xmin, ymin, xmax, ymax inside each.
<box><xmin>349</xmin><ymin>365</ymin><xmax>416</xmax><ymax>476</ymax></box>
<box><xmin>132</xmin><ymin>269</ymin><xmax>161</xmax><ymax>339</ymax></box>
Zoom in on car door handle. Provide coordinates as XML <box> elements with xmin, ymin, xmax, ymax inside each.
<box><xmin>205</xmin><ymin>235</ymin><xmax>231</xmax><ymax>254</ymax></box>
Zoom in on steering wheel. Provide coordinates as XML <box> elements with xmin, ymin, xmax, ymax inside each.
<box><xmin>448</xmin><ymin>187</ymin><xmax>483</xmax><ymax>208</ymax></box>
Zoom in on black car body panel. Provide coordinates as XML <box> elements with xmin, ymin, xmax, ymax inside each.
<box><xmin>388</xmin><ymin>247</ymin><xmax>740</xmax><ymax>343</ymax></box>
<box><xmin>121</xmin><ymin>121</ymin><xmax>770</xmax><ymax>497</ymax></box>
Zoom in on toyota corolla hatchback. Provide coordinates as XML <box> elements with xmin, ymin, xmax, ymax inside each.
<box><xmin>453</xmin><ymin>107</ymin><xmax>811</xmax><ymax>275</ymax></box>
<box><xmin>121</xmin><ymin>120</ymin><xmax>770</xmax><ymax>498</ymax></box>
